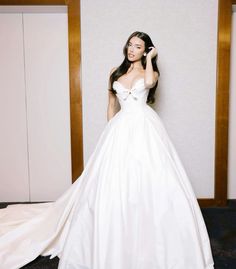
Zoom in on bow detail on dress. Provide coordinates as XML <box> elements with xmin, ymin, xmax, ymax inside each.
<box><xmin>113</xmin><ymin>78</ymin><xmax>145</xmax><ymax>101</ymax></box>
<box><xmin>121</xmin><ymin>88</ymin><xmax>139</xmax><ymax>101</ymax></box>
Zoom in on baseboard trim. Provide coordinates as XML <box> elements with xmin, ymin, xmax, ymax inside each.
<box><xmin>1</xmin><ymin>199</ymin><xmax>235</xmax><ymax>209</ymax></box>
<box><xmin>198</xmin><ymin>198</ymin><xmax>216</xmax><ymax>207</ymax></box>
<box><xmin>198</xmin><ymin>198</ymin><xmax>236</xmax><ymax>207</ymax></box>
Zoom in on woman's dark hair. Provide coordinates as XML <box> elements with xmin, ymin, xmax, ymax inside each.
<box><xmin>109</xmin><ymin>31</ymin><xmax>160</xmax><ymax>104</ymax></box>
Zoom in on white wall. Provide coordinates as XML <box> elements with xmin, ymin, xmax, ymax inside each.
<box><xmin>228</xmin><ymin>8</ymin><xmax>236</xmax><ymax>199</ymax></box>
<box><xmin>23</xmin><ymin>12</ymin><xmax>72</xmax><ymax>201</ymax></box>
<box><xmin>0</xmin><ymin>14</ymin><xmax>29</xmax><ymax>201</ymax></box>
<box><xmin>81</xmin><ymin>0</ymin><xmax>218</xmax><ymax>198</ymax></box>
<box><xmin>0</xmin><ymin>6</ymin><xmax>72</xmax><ymax>202</ymax></box>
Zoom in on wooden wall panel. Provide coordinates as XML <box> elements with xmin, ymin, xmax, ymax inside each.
<box><xmin>213</xmin><ymin>0</ymin><xmax>232</xmax><ymax>206</ymax></box>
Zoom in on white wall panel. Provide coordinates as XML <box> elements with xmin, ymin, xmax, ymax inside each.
<box><xmin>0</xmin><ymin>14</ymin><xmax>29</xmax><ymax>202</ymax></box>
<box><xmin>23</xmin><ymin>13</ymin><xmax>71</xmax><ymax>201</ymax></box>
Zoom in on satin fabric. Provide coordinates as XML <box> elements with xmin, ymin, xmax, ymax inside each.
<box><xmin>0</xmin><ymin>78</ymin><xmax>215</xmax><ymax>269</ymax></box>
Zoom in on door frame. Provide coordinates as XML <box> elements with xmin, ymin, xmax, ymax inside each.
<box><xmin>212</xmin><ymin>0</ymin><xmax>234</xmax><ymax>206</ymax></box>
<box><xmin>0</xmin><ymin>0</ymin><xmax>234</xmax><ymax>207</ymax></box>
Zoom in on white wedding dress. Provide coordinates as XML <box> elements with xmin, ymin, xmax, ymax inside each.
<box><xmin>0</xmin><ymin>78</ymin><xmax>214</xmax><ymax>269</ymax></box>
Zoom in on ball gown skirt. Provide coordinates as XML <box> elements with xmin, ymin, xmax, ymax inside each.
<box><xmin>0</xmin><ymin>78</ymin><xmax>215</xmax><ymax>269</ymax></box>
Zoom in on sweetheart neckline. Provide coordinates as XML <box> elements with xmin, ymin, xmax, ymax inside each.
<box><xmin>113</xmin><ymin>78</ymin><xmax>144</xmax><ymax>91</ymax></box>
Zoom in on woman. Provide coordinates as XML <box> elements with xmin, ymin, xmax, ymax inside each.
<box><xmin>0</xmin><ymin>31</ymin><xmax>214</xmax><ymax>269</ymax></box>
<box><xmin>107</xmin><ymin>31</ymin><xmax>159</xmax><ymax>120</ymax></box>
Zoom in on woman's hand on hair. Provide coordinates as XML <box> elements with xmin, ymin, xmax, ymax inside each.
<box><xmin>146</xmin><ymin>46</ymin><xmax>158</xmax><ymax>60</ymax></box>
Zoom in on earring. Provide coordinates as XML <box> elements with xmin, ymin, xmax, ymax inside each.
<box><xmin>143</xmin><ymin>53</ymin><xmax>147</xmax><ymax>56</ymax></box>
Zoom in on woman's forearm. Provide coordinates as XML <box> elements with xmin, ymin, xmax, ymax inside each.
<box><xmin>144</xmin><ymin>56</ymin><xmax>156</xmax><ymax>88</ymax></box>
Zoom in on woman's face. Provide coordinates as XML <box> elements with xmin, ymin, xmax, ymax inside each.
<box><xmin>127</xmin><ymin>36</ymin><xmax>145</xmax><ymax>62</ymax></box>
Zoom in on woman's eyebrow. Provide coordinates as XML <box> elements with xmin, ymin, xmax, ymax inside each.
<box><xmin>128</xmin><ymin>42</ymin><xmax>142</xmax><ymax>47</ymax></box>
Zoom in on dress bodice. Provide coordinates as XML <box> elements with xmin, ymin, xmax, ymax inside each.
<box><xmin>112</xmin><ymin>78</ymin><xmax>150</xmax><ymax>112</ymax></box>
